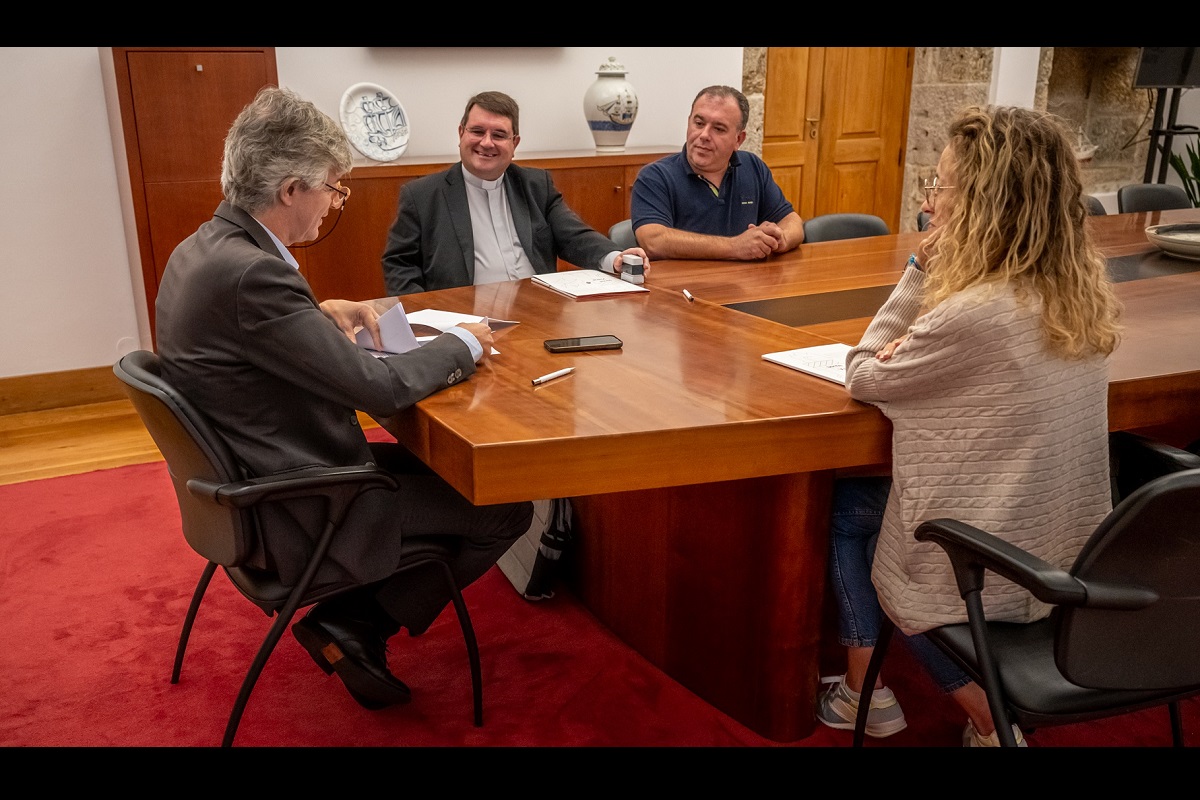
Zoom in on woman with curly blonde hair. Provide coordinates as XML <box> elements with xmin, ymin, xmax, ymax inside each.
<box><xmin>816</xmin><ymin>105</ymin><xmax>1121</xmax><ymax>746</ymax></box>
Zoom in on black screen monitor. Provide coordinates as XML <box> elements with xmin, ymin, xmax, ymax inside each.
<box><xmin>1132</xmin><ymin>47</ymin><xmax>1200</xmax><ymax>88</ymax></box>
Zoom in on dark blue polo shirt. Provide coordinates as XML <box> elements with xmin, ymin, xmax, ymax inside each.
<box><xmin>630</xmin><ymin>146</ymin><xmax>795</xmax><ymax>236</ymax></box>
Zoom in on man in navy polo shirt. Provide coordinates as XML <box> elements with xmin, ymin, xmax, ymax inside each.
<box><xmin>631</xmin><ymin>85</ymin><xmax>805</xmax><ymax>261</ymax></box>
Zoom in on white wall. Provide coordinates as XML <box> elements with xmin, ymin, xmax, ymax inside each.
<box><xmin>990</xmin><ymin>47</ymin><xmax>1041</xmax><ymax>109</ymax></box>
<box><xmin>276</xmin><ymin>47</ymin><xmax>740</xmax><ymax>162</ymax></box>
<box><xmin>1</xmin><ymin>47</ymin><xmax>143</xmax><ymax>377</ymax></box>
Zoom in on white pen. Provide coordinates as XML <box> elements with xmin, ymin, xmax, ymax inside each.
<box><xmin>531</xmin><ymin>367</ymin><xmax>575</xmax><ymax>386</ymax></box>
<box><xmin>682</xmin><ymin>289</ymin><xmax>695</xmax><ymax>303</ymax></box>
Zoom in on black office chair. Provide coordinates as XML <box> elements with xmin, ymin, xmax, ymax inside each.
<box><xmin>803</xmin><ymin>213</ymin><xmax>890</xmax><ymax>243</ymax></box>
<box><xmin>853</xmin><ymin>436</ymin><xmax>1200</xmax><ymax>747</ymax></box>
<box><xmin>113</xmin><ymin>350</ymin><xmax>483</xmax><ymax>746</ymax></box>
<box><xmin>1117</xmin><ymin>183</ymin><xmax>1192</xmax><ymax>213</ymax></box>
<box><xmin>608</xmin><ymin>219</ymin><xmax>637</xmax><ymax>249</ymax></box>
<box><xmin>916</xmin><ymin>211</ymin><xmax>931</xmax><ymax>231</ymax></box>
<box><xmin>1084</xmin><ymin>194</ymin><xmax>1107</xmax><ymax>216</ymax></box>
<box><xmin>1109</xmin><ymin>430</ymin><xmax>1200</xmax><ymax>503</ymax></box>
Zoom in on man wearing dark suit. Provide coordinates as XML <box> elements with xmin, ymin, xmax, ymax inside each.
<box><xmin>156</xmin><ymin>86</ymin><xmax>532</xmax><ymax>711</ymax></box>
<box><xmin>380</xmin><ymin>90</ymin><xmax>650</xmax><ymax>296</ymax></box>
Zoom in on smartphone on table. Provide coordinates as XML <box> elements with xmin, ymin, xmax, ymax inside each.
<box><xmin>543</xmin><ymin>335</ymin><xmax>623</xmax><ymax>353</ymax></box>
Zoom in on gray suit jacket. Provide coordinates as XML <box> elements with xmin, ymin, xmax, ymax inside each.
<box><xmin>156</xmin><ymin>201</ymin><xmax>478</xmax><ymax>587</ymax></box>
<box><xmin>381</xmin><ymin>162</ymin><xmax>618</xmax><ymax>295</ymax></box>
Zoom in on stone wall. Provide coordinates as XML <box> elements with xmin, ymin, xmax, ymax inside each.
<box><xmin>1048</xmin><ymin>47</ymin><xmax>1154</xmax><ymax>196</ymax></box>
<box><xmin>742</xmin><ymin>47</ymin><xmax>1154</xmax><ymax>232</ymax></box>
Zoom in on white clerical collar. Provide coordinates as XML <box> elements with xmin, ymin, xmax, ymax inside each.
<box><xmin>461</xmin><ymin>164</ymin><xmax>504</xmax><ymax>192</ymax></box>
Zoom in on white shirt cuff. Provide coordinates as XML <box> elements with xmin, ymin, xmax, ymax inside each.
<box><xmin>443</xmin><ymin>326</ymin><xmax>483</xmax><ymax>363</ymax></box>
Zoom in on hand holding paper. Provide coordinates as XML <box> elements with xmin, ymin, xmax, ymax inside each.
<box><xmin>321</xmin><ymin>298</ymin><xmax>383</xmax><ymax>348</ymax></box>
<box><xmin>354</xmin><ymin>304</ymin><xmax>519</xmax><ymax>357</ymax></box>
<box><xmin>355</xmin><ymin>302</ymin><xmax>420</xmax><ymax>356</ymax></box>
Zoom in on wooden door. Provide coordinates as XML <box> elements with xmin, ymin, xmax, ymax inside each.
<box><xmin>761</xmin><ymin>48</ymin><xmax>823</xmax><ymax>222</ymax></box>
<box><xmin>763</xmin><ymin>47</ymin><xmax>913</xmax><ymax>232</ymax></box>
<box><xmin>113</xmin><ymin>47</ymin><xmax>277</xmax><ymax>341</ymax></box>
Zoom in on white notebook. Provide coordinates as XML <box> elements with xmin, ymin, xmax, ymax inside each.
<box><xmin>531</xmin><ymin>269</ymin><xmax>649</xmax><ymax>299</ymax></box>
<box><xmin>762</xmin><ymin>342</ymin><xmax>852</xmax><ymax>385</ymax></box>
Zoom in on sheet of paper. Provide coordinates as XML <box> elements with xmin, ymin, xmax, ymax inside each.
<box><xmin>531</xmin><ymin>269</ymin><xmax>649</xmax><ymax>299</ymax></box>
<box><xmin>405</xmin><ymin>308</ymin><xmax>518</xmax><ymax>332</ymax></box>
<box><xmin>357</xmin><ymin>304</ymin><xmax>514</xmax><ymax>357</ymax></box>
<box><xmin>762</xmin><ymin>342</ymin><xmax>852</xmax><ymax>386</ymax></box>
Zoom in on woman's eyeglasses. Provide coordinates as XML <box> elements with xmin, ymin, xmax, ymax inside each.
<box><xmin>922</xmin><ymin>176</ymin><xmax>955</xmax><ymax>203</ymax></box>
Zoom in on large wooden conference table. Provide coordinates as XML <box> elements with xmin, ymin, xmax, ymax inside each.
<box><xmin>374</xmin><ymin>207</ymin><xmax>1200</xmax><ymax>742</ymax></box>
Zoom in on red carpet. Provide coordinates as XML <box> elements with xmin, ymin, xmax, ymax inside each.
<box><xmin>0</xmin><ymin>458</ymin><xmax>1193</xmax><ymax>749</ymax></box>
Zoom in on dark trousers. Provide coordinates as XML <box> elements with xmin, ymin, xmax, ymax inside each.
<box><xmin>327</xmin><ymin>442</ymin><xmax>532</xmax><ymax>636</ymax></box>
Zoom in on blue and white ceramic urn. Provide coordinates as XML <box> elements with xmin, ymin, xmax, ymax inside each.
<box><xmin>583</xmin><ymin>56</ymin><xmax>638</xmax><ymax>152</ymax></box>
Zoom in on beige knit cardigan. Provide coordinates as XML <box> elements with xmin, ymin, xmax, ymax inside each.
<box><xmin>845</xmin><ymin>264</ymin><xmax>1112</xmax><ymax>636</ymax></box>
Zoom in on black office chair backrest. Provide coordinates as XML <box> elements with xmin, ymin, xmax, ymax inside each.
<box><xmin>608</xmin><ymin>219</ymin><xmax>637</xmax><ymax>250</ymax></box>
<box><xmin>114</xmin><ymin>350</ymin><xmax>251</xmax><ymax>567</ymax></box>
<box><xmin>1084</xmin><ymin>195</ymin><xmax>1107</xmax><ymax>215</ymax></box>
<box><xmin>1117</xmin><ymin>183</ymin><xmax>1192</xmax><ymax>213</ymax></box>
<box><xmin>803</xmin><ymin>213</ymin><xmax>890</xmax><ymax>243</ymax></box>
<box><xmin>1057</xmin><ymin>467</ymin><xmax>1200</xmax><ymax>690</ymax></box>
<box><xmin>916</xmin><ymin>211</ymin><xmax>931</xmax><ymax>231</ymax></box>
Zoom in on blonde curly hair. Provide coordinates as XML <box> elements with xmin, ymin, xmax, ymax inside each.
<box><xmin>924</xmin><ymin>105</ymin><xmax>1121</xmax><ymax>359</ymax></box>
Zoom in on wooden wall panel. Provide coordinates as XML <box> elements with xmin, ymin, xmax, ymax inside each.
<box><xmin>296</xmin><ymin>175</ymin><xmax>407</xmax><ymax>302</ymax></box>
<box><xmin>143</xmin><ymin>181</ymin><xmax>225</xmax><ymax>286</ymax></box>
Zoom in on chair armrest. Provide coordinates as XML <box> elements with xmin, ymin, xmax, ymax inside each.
<box><xmin>1113</xmin><ymin>431</ymin><xmax>1200</xmax><ymax>470</ymax></box>
<box><xmin>915</xmin><ymin>518</ymin><xmax>1087</xmax><ymax>605</ymax></box>
<box><xmin>1110</xmin><ymin>430</ymin><xmax>1200</xmax><ymax>501</ymax></box>
<box><xmin>916</xmin><ymin>519</ymin><xmax>1159</xmax><ymax>611</ymax></box>
<box><xmin>187</xmin><ymin>465</ymin><xmax>398</xmax><ymax>508</ymax></box>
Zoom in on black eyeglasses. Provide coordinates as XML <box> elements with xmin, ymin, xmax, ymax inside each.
<box><xmin>324</xmin><ymin>182</ymin><xmax>350</xmax><ymax>210</ymax></box>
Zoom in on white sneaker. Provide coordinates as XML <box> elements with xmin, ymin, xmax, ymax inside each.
<box><xmin>963</xmin><ymin>719</ymin><xmax>1027</xmax><ymax>747</ymax></box>
<box><xmin>816</xmin><ymin>675</ymin><xmax>908</xmax><ymax>738</ymax></box>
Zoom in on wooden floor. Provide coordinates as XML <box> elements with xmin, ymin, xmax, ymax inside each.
<box><xmin>0</xmin><ymin>400</ymin><xmax>379</xmax><ymax>486</ymax></box>
<box><xmin>0</xmin><ymin>400</ymin><xmax>162</xmax><ymax>486</ymax></box>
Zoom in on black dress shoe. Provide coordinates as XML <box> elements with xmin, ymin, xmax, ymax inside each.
<box><xmin>292</xmin><ymin>607</ymin><xmax>412</xmax><ymax>710</ymax></box>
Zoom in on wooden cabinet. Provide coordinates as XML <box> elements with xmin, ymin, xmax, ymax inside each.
<box><xmin>112</xmin><ymin>47</ymin><xmax>278</xmax><ymax>340</ymax></box>
<box><xmin>300</xmin><ymin>147</ymin><xmax>672</xmax><ymax>302</ymax></box>
<box><xmin>544</xmin><ymin>163</ymin><xmax>648</xmax><ymax>236</ymax></box>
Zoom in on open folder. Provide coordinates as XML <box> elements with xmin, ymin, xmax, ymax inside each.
<box><xmin>355</xmin><ymin>303</ymin><xmax>517</xmax><ymax>357</ymax></box>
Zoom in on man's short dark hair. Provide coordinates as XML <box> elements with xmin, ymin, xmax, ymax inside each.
<box><xmin>461</xmin><ymin>91</ymin><xmax>520</xmax><ymax>136</ymax></box>
<box><xmin>693</xmin><ymin>85</ymin><xmax>749</xmax><ymax>131</ymax></box>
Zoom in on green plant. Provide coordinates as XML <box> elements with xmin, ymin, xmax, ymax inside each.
<box><xmin>1167</xmin><ymin>140</ymin><xmax>1200</xmax><ymax>207</ymax></box>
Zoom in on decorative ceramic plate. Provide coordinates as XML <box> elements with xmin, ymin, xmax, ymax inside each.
<box><xmin>340</xmin><ymin>82</ymin><xmax>409</xmax><ymax>162</ymax></box>
<box><xmin>1146</xmin><ymin>222</ymin><xmax>1200</xmax><ymax>261</ymax></box>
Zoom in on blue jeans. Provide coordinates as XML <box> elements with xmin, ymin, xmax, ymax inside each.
<box><xmin>828</xmin><ymin>476</ymin><xmax>971</xmax><ymax>694</ymax></box>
